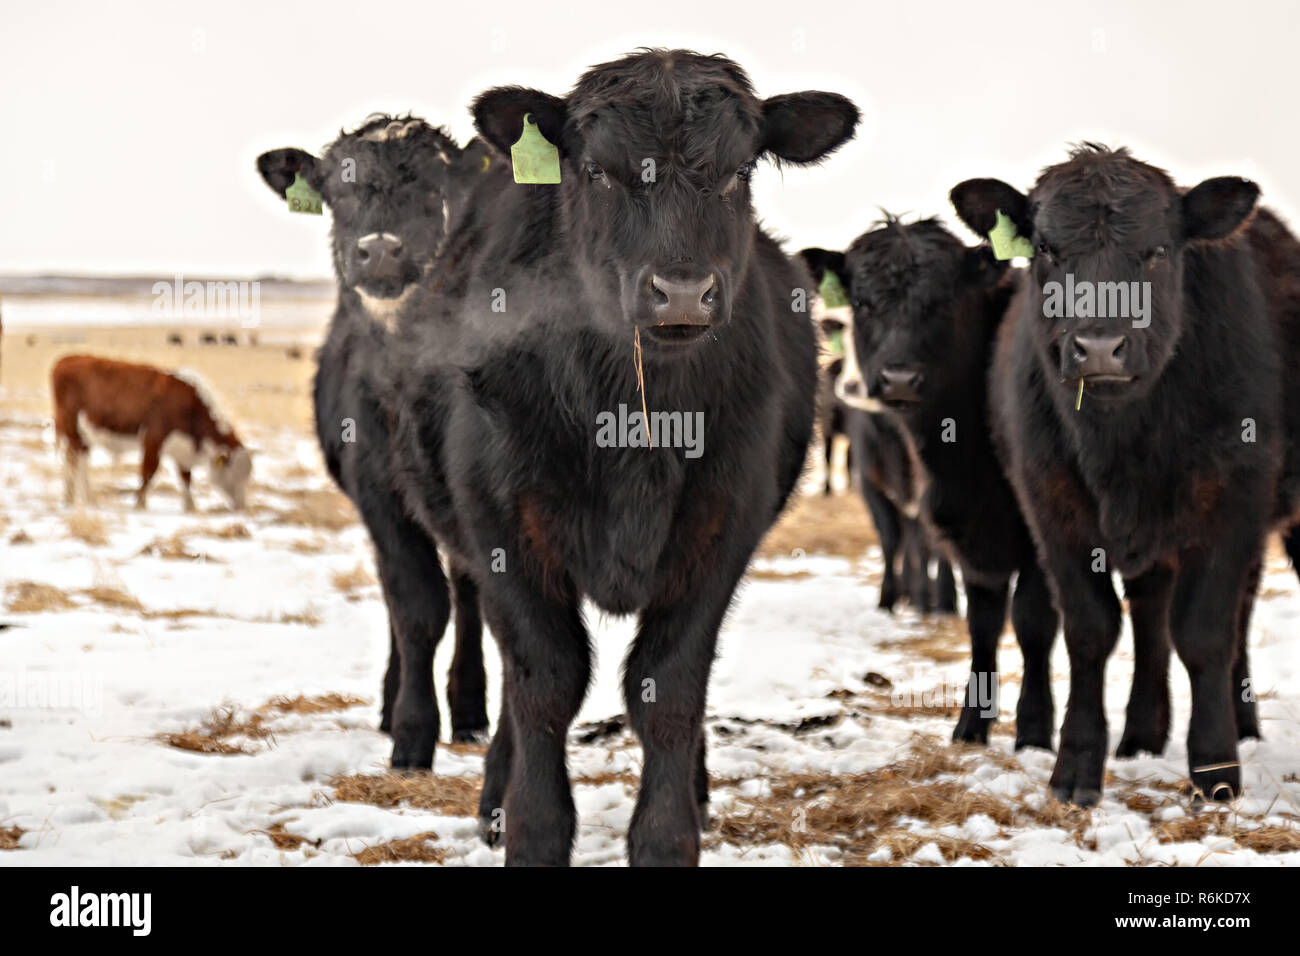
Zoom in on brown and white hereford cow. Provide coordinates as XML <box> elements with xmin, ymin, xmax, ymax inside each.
<box><xmin>51</xmin><ymin>355</ymin><xmax>252</xmax><ymax>511</ymax></box>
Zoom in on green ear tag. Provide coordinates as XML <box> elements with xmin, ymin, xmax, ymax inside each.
<box><xmin>511</xmin><ymin>113</ymin><xmax>561</xmax><ymax>185</ymax></box>
<box><xmin>989</xmin><ymin>209</ymin><xmax>1033</xmax><ymax>260</ymax></box>
<box><xmin>818</xmin><ymin>269</ymin><xmax>850</xmax><ymax>308</ymax></box>
<box><xmin>285</xmin><ymin>173</ymin><xmax>323</xmax><ymax>215</ymax></box>
<box><xmin>828</xmin><ymin>327</ymin><xmax>846</xmax><ymax>356</ymax></box>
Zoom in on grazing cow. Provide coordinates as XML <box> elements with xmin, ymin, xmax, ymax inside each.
<box><xmin>808</xmin><ymin>264</ymin><xmax>956</xmax><ymax>614</ymax></box>
<box><xmin>256</xmin><ymin>114</ymin><xmax>497</xmax><ymax>750</ymax></box>
<box><xmin>952</xmin><ymin>145</ymin><xmax>1300</xmax><ymax>805</ymax></box>
<box><xmin>394</xmin><ymin>49</ymin><xmax>858</xmax><ymax>866</ymax></box>
<box><xmin>51</xmin><ymin>355</ymin><xmax>252</xmax><ymax>511</ymax></box>
<box><xmin>801</xmin><ymin>225</ymin><xmax>1062</xmax><ymax>747</ymax></box>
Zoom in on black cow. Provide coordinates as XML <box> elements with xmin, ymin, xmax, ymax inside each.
<box><xmin>809</xmin><ymin>271</ymin><xmax>957</xmax><ymax>615</ymax></box>
<box><xmin>393</xmin><ymin>49</ymin><xmax>858</xmax><ymax>865</ymax></box>
<box><xmin>953</xmin><ymin>144</ymin><xmax>1300</xmax><ymax>805</ymax></box>
<box><xmin>801</xmin><ymin>224</ymin><xmax>1063</xmax><ymax>748</ymax></box>
<box><xmin>256</xmin><ymin>114</ymin><xmax>498</xmax><ymax>761</ymax></box>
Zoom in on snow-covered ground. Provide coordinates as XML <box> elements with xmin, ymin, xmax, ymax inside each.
<box><xmin>1</xmin><ymin>414</ymin><xmax>1298</xmax><ymax>866</ymax></box>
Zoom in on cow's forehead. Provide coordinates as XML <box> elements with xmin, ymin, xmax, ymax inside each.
<box><xmin>570</xmin><ymin>50</ymin><xmax>762</xmax><ymax>161</ymax></box>
<box><xmin>1031</xmin><ymin>152</ymin><xmax>1177</xmax><ymax>246</ymax></box>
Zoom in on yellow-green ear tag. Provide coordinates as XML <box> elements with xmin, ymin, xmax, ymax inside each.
<box><xmin>828</xmin><ymin>327</ymin><xmax>846</xmax><ymax>356</ymax></box>
<box><xmin>989</xmin><ymin>209</ymin><xmax>1033</xmax><ymax>260</ymax></box>
<box><xmin>818</xmin><ymin>269</ymin><xmax>850</xmax><ymax>308</ymax></box>
<box><xmin>285</xmin><ymin>173</ymin><xmax>323</xmax><ymax>215</ymax></box>
<box><xmin>510</xmin><ymin>113</ymin><xmax>561</xmax><ymax>185</ymax></box>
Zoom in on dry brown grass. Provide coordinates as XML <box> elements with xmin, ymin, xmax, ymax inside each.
<box><xmin>155</xmin><ymin>704</ymin><xmax>274</xmax><ymax>755</ymax></box>
<box><xmin>330</xmin><ymin>772</ymin><xmax>481</xmax><ymax>817</ymax></box>
<box><xmin>353</xmin><ymin>832</ymin><xmax>446</xmax><ymax>865</ymax></box>
<box><xmin>137</xmin><ymin>532</ymin><xmax>220</xmax><ymax>562</ymax></box>
<box><xmin>155</xmin><ymin>694</ymin><xmax>367</xmax><ymax>756</ymax></box>
<box><xmin>331</xmin><ymin>563</ymin><xmax>376</xmax><ymax>594</ymax></box>
<box><xmin>274</xmin><ymin>489</ymin><xmax>357</xmax><ymax>532</ymax></box>
<box><xmin>758</xmin><ymin>493</ymin><xmax>878</xmax><ymax>560</ymax></box>
<box><xmin>251</xmin><ymin>821</ymin><xmax>321</xmax><ymax>851</ymax></box>
<box><xmin>5</xmin><ymin>581</ymin><xmax>75</xmax><ymax>613</ymax></box>
<box><xmin>0</xmin><ymin>826</ymin><xmax>24</xmax><ymax>850</ymax></box>
<box><xmin>262</xmin><ymin>693</ymin><xmax>369</xmax><ymax>715</ymax></box>
<box><xmin>64</xmin><ymin>511</ymin><xmax>109</xmax><ymax>546</ymax></box>
<box><xmin>81</xmin><ymin>585</ymin><xmax>143</xmax><ymax>612</ymax></box>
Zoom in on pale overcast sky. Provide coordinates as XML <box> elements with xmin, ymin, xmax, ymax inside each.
<box><xmin>2</xmin><ymin>0</ymin><xmax>1296</xmax><ymax>278</ymax></box>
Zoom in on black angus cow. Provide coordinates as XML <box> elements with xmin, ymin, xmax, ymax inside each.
<box><xmin>953</xmin><ymin>144</ymin><xmax>1300</xmax><ymax>805</ymax></box>
<box><xmin>801</xmin><ymin>225</ymin><xmax>1061</xmax><ymax>748</ymax></box>
<box><xmin>810</xmin><ymin>295</ymin><xmax>956</xmax><ymax>614</ymax></box>
<box><xmin>394</xmin><ymin>49</ymin><xmax>858</xmax><ymax>866</ymax></box>
<box><xmin>257</xmin><ymin>115</ymin><xmax>498</xmax><ymax>760</ymax></box>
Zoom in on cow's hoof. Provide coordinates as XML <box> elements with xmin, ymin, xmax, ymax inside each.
<box><xmin>451</xmin><ymin>727</ymin><xmax>490</xmax><ymax>745</ymax></box>
<box><xmin>478</xmin><ymin>813</ymin><xmax>504</xmax><ymax>848</ymax></box>
<box><xmin>1189</xmin><ymin>763</ymin><xmax>1240</xmax><ymax>804</ymax></box>
<box><xmin>1050</xmin><ymin>785</ymin><xmax>1102</xmax><ymax>808</ymax></box>
<box><xmin>1115</xmin><ymin>728</ymin><xmax>1167</xmax><ymax>758</ymax></box>
<box><xmin>952</xmin><ymin>708</ymin><xmax>993</xmax><ymax>745</ymax></box>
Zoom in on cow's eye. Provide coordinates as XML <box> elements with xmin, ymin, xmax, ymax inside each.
<box><xmin>585</xmin><ymin>162</ymin><xmax>606</xmax><ymax>182</ymax></box>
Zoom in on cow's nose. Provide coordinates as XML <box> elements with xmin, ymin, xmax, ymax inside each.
<box><xmin>1069</xmin><ymin>333</ymin><xmax>1129</xmax><ymax>378</ymax></box>
<box><xmin>878</xmin><ymin>367</ymin><xmax>925</xmax><ymax>403</ymax></box>
<box><xmin>649</xmin><ymin>273</ymin><xmax>717</xmax><ymax>327</ymax></box>
<box><xmin>356</xmin><ymin>234</ymin><xmax>404</xmax><ymax>279</ymax></box>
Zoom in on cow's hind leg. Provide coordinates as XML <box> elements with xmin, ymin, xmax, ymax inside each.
<box><xmin>1117</xmin><ymin>566</ymin><xmax>1173</xmax><ymax>757</ymax></box>
<box><xmin>1011</xmin><ymin>561</ymin><xmax>1058</xmax><ymax>751</ymax></box>
<box><xmin>447</xmin><ymin>561</ymin><xmax>489</xmax><ymax>742</ymax></box>
<box><xmin>862</xmin><ymin>483</ymin><xmax>901</xmax><ymax>611</ymax></box>
<box><xmin>952</xmin><ymin>577</ymin><xmax>1010</xmax><ymax>745</ymax></box>
<box><xmin>379</xmin><ymin>622</ymin><xmax>399</xmax><ymax>735</ymax></box>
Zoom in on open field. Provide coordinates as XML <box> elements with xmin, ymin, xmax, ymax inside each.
<box><xmin>1</xmin><ymin>322</ymin><xmax>1298</xmax><ymax>866</ymax></box>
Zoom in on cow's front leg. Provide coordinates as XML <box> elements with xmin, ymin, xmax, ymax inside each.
<box><xmin>1048</xmin><ymin>555</ymin><xmax>1122</xmax><ymax>807</ymax></box>
<box><xmin>479</xmin><ymin>578</ymin><xmax>589</xmax><ymax>866</ymax></box>
<box><xmin>1171</xmin><ymin>544</ymin><xmax>1260</xmax><ymax>802</ymax></box>
<box><xmin>137</xmin><ymin>434</ymin><xmax>162</xmax><ymax>509</ymax></box>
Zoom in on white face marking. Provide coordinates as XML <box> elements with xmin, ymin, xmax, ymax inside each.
<box><xmin>828</xmin><ymin>309</ymin><xmax>885</xmax><ymax>414</ymax></box>
<box><xmin>355</xmin><ymin>283</ymin><xmax>417</xmax><ymax>332</ymax></box>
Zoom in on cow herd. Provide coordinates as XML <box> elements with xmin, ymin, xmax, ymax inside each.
<box><xmin>248</xmin><ymin>49</ymin><xmax>1300</xmax><ymax>865</ymax></box>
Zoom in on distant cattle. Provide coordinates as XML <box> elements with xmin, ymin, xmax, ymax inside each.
<box><xmin>808</xmin><ymin>292</ymin><xmax>955</xmax><ymax>614</ymax></box>
<box><xmin>52</xmin><ymin>355</ymin><xmax>252</xmax><ymax>511</ymax></box>
<box><xmin>392</xmin><ymin>49</ymin><xmax>859</xmax><ymax>865</ymax></box>
<box><xmin>953</xmin><ymin>144</ymin><xmax>1300</xmax><ymax>805</ymax></box>
<box><xmin>257</xmin><ymin>114</ymin><xmax>498</xmax><ymax>754</ymax></box>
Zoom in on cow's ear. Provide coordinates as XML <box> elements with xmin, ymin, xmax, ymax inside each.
<box><xmin>472</xmin><ymin>86</ymin><xmax>568</xmax><ymax>159</ymax></box>
<box><xmin>1182</xmin><ymin>176</ymin><xmax>1259</xmax><ymax>241</ymax></box>
<box><xmin>761</xmin><ymin>93</ymin><xmax>859</xmax><ymax>164</ymax></box>
<box><xmin>950</xmin><ymin>179</ymin><xmax>1030</xmax><ymax>241</ymax></box>
<box><xmin>256</xmin><ymin>148</ymin><xmax>319</xmax><ymax>199</ymax></box>
<box><xmin>797</xmin><ymin>247</ymin><xmax>848</xmax><ymax>286</ymax></box>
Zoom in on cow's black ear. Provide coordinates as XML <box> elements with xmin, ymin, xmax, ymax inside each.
<box><xmin>256</xmin><ymin>148</ymin><xmax>319</xmax><ymax>199</ymax></box>
<box><xmin>761</xmin><ymin>93</ymin><xmax>859</xmax><ymax>164</ymax></box>
<box><xmin>472</xmin><ymin>86</ymin><xmax>568</xmax><ymax>159</ymax></box>
<box><xmin>797</xmin><ymin>247</ymin><xmax>848</xmax><ymax>286</ymax></box>
<box><xmin>950</xmin><ymin>178</ymin><xmax>1030</xmax><ymax>240</ymax></box>
<box><xmin>1182</xmin><ymin>176</ymin><xmax>1259</xmax><ymax>241</ymax></box>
